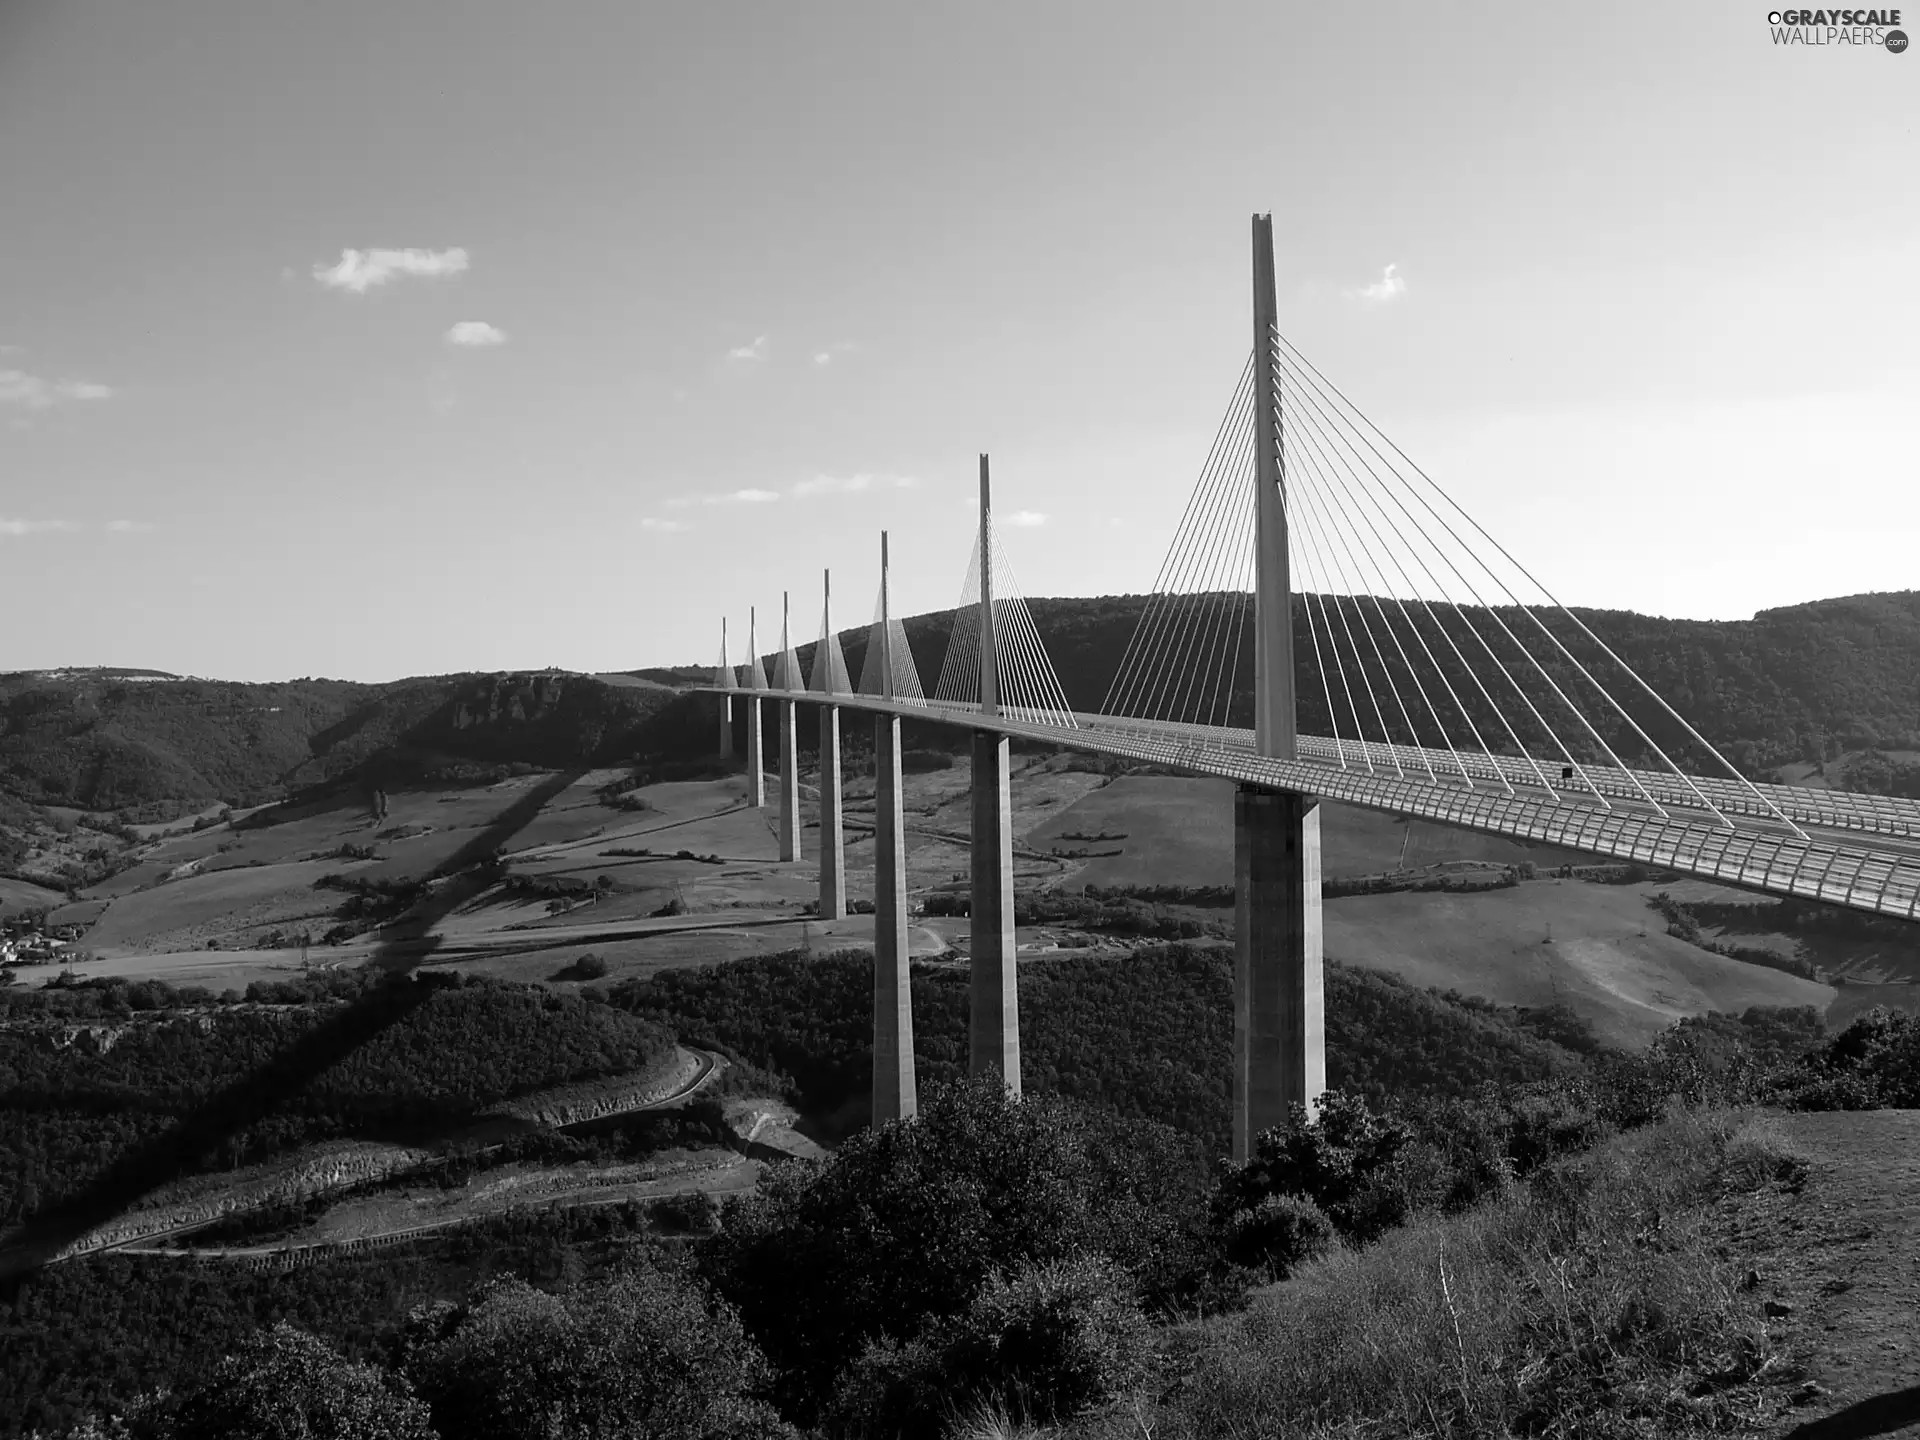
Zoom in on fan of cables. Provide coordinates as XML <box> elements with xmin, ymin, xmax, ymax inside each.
<box><xmin>934</xmin><ymin>521</ymin><xmax>1077</xmax><ymax>727</ymax></box>
<box><xmin>1101</xmin><ymin>335</ymin><xmax>1801</xmax><ymax>832</ymax></box>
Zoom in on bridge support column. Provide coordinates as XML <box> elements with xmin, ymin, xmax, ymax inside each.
<box><xmin>1233</xmin><ymin>786</ymin><xmax>1325</xmax><ymax>1163</ymax></box>
<box><xmin>778</xmin><ymin>701</ymin><xmax>802</xmax><ymax>862</ymax></box>
<box><xmin>746</xmin><ymin>699</ymin><xmax>766</xmax><ymax>808</ymax></box>
<box><xmin>717</xmin><ymin>694</ymin><xmax>734</xmax><ymax>760</ymax></box>
<box><xmin>969</xmin><ymin>731</ymin><xmax>1021</xmax><ymax>1095</ymax></box>
<box><xmin>873</xmin><ymin>713</ymin><xmax>917</xmax><ymax>1125</ymax></box>
<box><xmin>819</xmin><ymin>704</ymin><xmax>845</xmax><ymax>919</ymax></box>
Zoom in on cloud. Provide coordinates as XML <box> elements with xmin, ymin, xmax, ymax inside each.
<box><xmin>726</xmin><ymin>334</ymin><xmax>769</xmax><ymax>363</ymax></box>
<box><xmin>640</xmin><ymin>517</ymin><xmax>690</xmax><ymax>533</ymax></box>
<box><xmin>312</xmin><ymin>246</ymin><xmax>470</xmax><ymax>294</ymax></box>
<box><xmin>0</xmin><ymin>518</ymin><xmax>78</xmax><ymax>537</ymax></box>
<box><xmin>790</xmin><ymin>472</ymin><xmax>920</xmax><ymax>498</ymax></box>
<box><xmin>105</xmin><ymin>519</ymin><xmax>154</xmax><ymax>533</ymax></box>
<box><xmin>811</xmin><ymin>342</ymin><xmax>856</xmax><ymax>367</ymax></box>
<box><xmin>445</xmin><ymin>320</ymin><xmax>507</xmax><ymax>347</ymax></box>
<box><xmin>0</xmin><ymin>369</ymin><xmax>115</xmax><ymax>410</ymax></box>
<box><xmin>1357</xmin><ymin>263</ymin><xmax>1406</xmax><ymax>304</ymax></box>
<box><xmin>709</xmin><ymin>488</ymin><xmax>780</xmax><ymax>504</ymax></box>
<box><xmin>1003</xmin><ymin>510</ymin><xmax>1049</xmax><ymax>528</ymax></box>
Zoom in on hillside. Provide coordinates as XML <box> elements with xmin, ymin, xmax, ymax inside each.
<box><xmin>0</xmin><ymin>670</ymin><xmax>701</xmax><ymax>815</ymax></box>
<box><xmin>809</xmin><ymin>589</ymin><xmax>1920</xmax><ymax>780</ymax></box>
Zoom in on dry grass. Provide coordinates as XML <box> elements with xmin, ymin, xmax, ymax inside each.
<box><xmin>1068</xmin><ymin>1110</ymin><xmax>1807</xmax><ymax>1440</ymax></box>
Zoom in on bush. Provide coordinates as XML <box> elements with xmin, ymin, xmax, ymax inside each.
<box><xmin>827</xmin><ymin>1255</ymin><xmax>1155</xmax><ymax>1436</ymax></box>
<box><xmin>404</xmin><ymin>1270</ymin><xmax>794</xmax><ymax>1440</ymax></box>
<box><xmin>1219</xmin><ymin>1193</ymin><xmax>1337</xmax><ymax>1278</ymax></box>
<box><xmin>572</xmin><ymin>953</ymin><xmax>609</xmax><ymax>980</ymax></box>
<box><xmin>1072</xmin><ymin>1111</ymin><xmax>1805</xmax><ymax>1440</ymax></box>
<box><xmin>699</xmin><ymin>1078</ymin><xmax>1199</xmax><ymax>1425</ymax></box>
<box><xmin>163</xmin><ymin>1322</ymin><xmax>435</xmax><ymax>1440</ymax></box>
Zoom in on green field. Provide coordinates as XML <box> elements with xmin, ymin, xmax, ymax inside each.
<box><xmin>1026</xmin><ymin>775</ymin><xmax>1590</xmax><ymax>887</ymax></box>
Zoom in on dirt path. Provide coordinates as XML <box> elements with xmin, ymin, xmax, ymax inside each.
<box><xmin>1720</xmin><ymin>1110</ymin><xmax>1920</xmax><ymax>1438</ymax></box>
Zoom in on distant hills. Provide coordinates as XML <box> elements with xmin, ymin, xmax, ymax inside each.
<box><xmin>836</xmin><ymin>589</ymin><xmax>1920</xmax><ymax>780</ymax></box>
<box><xmin>2</xmin><ymin>589</ymin><xmax>1917</xmax><ymax>819</ymax></box>
<box><xmin>0</xmin><ymin>670</ymin><xmax>699</xmax><ymax>817</ymax></box>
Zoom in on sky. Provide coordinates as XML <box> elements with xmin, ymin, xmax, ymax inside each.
<box><xmin>1</xmin><ymin>0</ymin><xmax>1915</xmax><ymax>683</ymax></box>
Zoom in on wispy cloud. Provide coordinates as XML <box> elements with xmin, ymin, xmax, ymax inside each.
<box><xmin>0</xmin><ymin>518</ymin><xmax>78</xmax><ymax>537</ymax></box>
<box><xmin>445</xmin><ymin>320</ymin><xmax>507</xmax><ymax>347</ymax></box>
<box><xmin>312</xmin><ymin>246</ymin><xmax>470</xmax><ymax>294</ymax></box>
<box><xmin>790</xmin><ymin>472</ymin><xmax>920</xmax><ymax>498</ymax></box>
<box><xmin>811</xmin><ymin>342</ymin><xmax>856</xmax><ymax>367</ymax></box>
<box><xmin>1357</xmin><ymin>263</ymin><xmax>1406</xmax><ymax>304</ymax></box>
<box><xmin>710</xmin><ymin>488</ymin><xmax>780</xmax><ymax>505</ymax></box>
<box><xmin>105</xmin><ymin>519</ymin><xmax>154</xmax><ymax>533</ymax></box>
<box><xmin>0</xmin><ymin>369</ymin><xmax>114</xmax><ymax>410</ymax></box>
<box><xmin>726</xmin><ymin>334</ymin><xmax>770</xmax><ymax>363</ymax></box>
<box><xmin>1003</xmin><ymin>510</ymin><xmax>1049</xmax><ymax>528</ymax></box>
<box><xmin>640</xmin><ymin>517</ymin><xmax>690</xmax><ymax>533</ymax></box>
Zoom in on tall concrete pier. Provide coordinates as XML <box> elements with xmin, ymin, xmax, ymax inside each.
<box><xmin>816</xmin><ymin>571</ymin><xmax>846</xmax><ymax>921</ymax></box>
<box><xmin>717</xmin><ymin>618</ymin><xmax>734</xmax><ymax>759</ymax></box>
<box><xmin>1234</xmin><ymin>212</ymin><xmax>1325</xmax><ymax>1162</ymax></box>
<box><xmin>871</xmin><ymin>533</ymin><xmax>916</xmax><ymax>1123</ymax></box>
<box><xmin>969</xmin><ymin>456</ymin><xmax>1020</xmax><ymax>1095</ymax></box>
<box><xmin>777</xmin><ymin>593</ymin><xmax>802</xmax><ymax>863</ymax></box>
<box><xmin>746</xmin><ymin>606</ymin><xmax>766</xmax><ymax>809</ymax></box>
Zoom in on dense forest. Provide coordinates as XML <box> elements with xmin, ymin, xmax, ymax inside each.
<box><xmin>4</xmin><ymin>587</ymin><xmax>1920</xmax><ymax>822</ymax></box>
<box><xmin>815</xmin><ymin>589</ymin><xmax>1920</xmax><ymax>776</ymax></box>
<box><xmin>611</xmin><ymin>944</ymin><xmax>1593</xmax><ymax>1158</ymax></box>
<box><xmin>0</xmin><ymin>973</ymin><xmax>676</xmax><ymax>1231</ymax></box>
<box><xmin>5</xmin><ymin>974</ymin><xmax>1893</xmax><ymax>1437</ymax></box>
<box><xmin>0</xmin><ymin>669</ymin><xmax>694</xmax><ymax>814</ymax></box>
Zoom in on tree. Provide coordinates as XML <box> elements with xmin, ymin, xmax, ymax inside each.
<box><xmin>699</xmin><ymin>1077</ymin><xmax>1194</xmax><ymax>1424</ymax></box>
<box><xmin>163</xmin><ymin>1323</ymin><xmax>434</xmax><ymax>1440</ymax></box>
<box><xmin>404</xmin><ymin>1268</ymin><xmax>794</xmax><ymax>1440</ymax></box>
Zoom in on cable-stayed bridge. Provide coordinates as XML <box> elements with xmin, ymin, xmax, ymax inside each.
<box><xmin>698</xmin><ymin>216</ymin><xmax>1918</xmax><ymax>1157</ymax></box>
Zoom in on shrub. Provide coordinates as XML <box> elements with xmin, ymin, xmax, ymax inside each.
<box><xmin>1073</xmin><ymin>1111</ymin><xmax>1805</xmax><ymax>1440</ymax></box>
<box><xmin>827</xmin><ymin>1255</ymin><xmax>1155</xmax><ymax>1436</ymax></box>
<box><xmin>572</xmin><ymin>953</ymin><xmax>609</xmax><ymax>980</ymax></box>
<box><xmin>699</xmin><ymin>1078</ymin><xmax>1194</xmax><ymax>1425</ymax></box>
<box><xmin>404</xmin><ymin>1270</ymin><xmax>794</xmax><ymax>1440</ymax></box>
<box><xmin>1219</xmin><ymin>1193</ymin><xmax>1337</xmax><ymax>1278</ymax></box>
<box><xmin>164</xmin><ymin>1322</ymin><xmax>434</xmax><ymax>1440</ymax></box>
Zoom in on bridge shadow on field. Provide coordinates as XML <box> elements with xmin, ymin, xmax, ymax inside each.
<box><xmin>0</xmin><ymin>768</ymin><xmax>587</xmax><ymax>1283</ymax></box>
<box><xmin>1788</xmin><ymin>1386</ymin><xmax>1920</xmax><ymax>1439</ymax></box>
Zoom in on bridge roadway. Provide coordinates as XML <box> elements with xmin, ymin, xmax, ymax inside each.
<box><xmin>707</xmin><ymin>685</ymin><xmax>1920</xmax><ymax>923</ymax></box>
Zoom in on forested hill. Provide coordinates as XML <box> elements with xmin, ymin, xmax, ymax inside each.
<box><xmin>4</xmin><ymin>588</ymin><xmax>1917</xmax><ymax>816</ymax></box>
<box><xmin>811</xmin><ymin>589</ymin><xmax>1920</xmax><ymax>779</ymax></box>
<box><xmin>0</xmin><ymin>670</ymin><xmax>699</xmax><ymax>814</ymax></box>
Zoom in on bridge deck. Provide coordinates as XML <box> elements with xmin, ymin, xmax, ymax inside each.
<box><xmin>705</xmin><ymin>686</ymin><xmax>1920</xmax><ymax>923</ymax></box>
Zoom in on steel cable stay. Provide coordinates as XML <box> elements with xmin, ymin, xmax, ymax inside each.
<box><xmin>1145</xmin><ymin>417</ymin><xmax>1255</xmax><ymax>727</ymax></box>
<box><xmin>1279</xmin><ymin>350</ymin><xmax>1542</xmax><ymax>791</ymax></box>
<box><xmin>1271</xmin><ymin>340</ymin><xmax>1573</xmax><ymax>804</ymax></box>
<box><xmin>934</xmin><ymin>536</ymin><xmax>984</xmax><ymax>708</ymax></box>
<box><xmin>1120</xmin><ymin>381</ymin><xmax>1255</xmax><ymax>726</ymax></box>
<box><xmin>1102</xmin><ymin>357</ymin><xmax>1255</xmax><ymax>723</ymax></box>
<box><xmin>1278</xmin><ymin>373</ymin><xmax>1506</xmax><ymax>793</ymax></box>
<box><xmin>1275</xmin><ymin>347</ymin><xmax>1669</xmax><ymax>821</ymax></box>
<box><xmin>1192</xmin><ymin>450</ymin><xmax>1258</xmax><ymax>730</ymax></box>
<box><xmin>1273</xmin><ymin>332</ymin><xmax>1774</xmax><ymax>832</ymax></box>
<box><xmin>1285</xmin><ymin>450</ymin><xmax>1377</xmax><ymax>773</ymax></box>
<box><xmin>989</xmin><ymin>534</ymin><xmax>1076</xmax><ymax>725</ymax></box>
<box><xmin>1286</xmin><ymin>446</ymin><xmax>1431</xmax><ymax>781</ymax></box>
<box><xmin>1287</xmin><ymin>446</ymin><xmax>1435</xmax><ymax>779</ymax></box>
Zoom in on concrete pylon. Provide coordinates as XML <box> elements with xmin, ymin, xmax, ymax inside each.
<box><xmin>1234</xmin><ymin>212</ymin><xmax>1325</xmax><ymax>1163</ymax></box>
<box><xmin>746</xmin><ymin>607</ymin><xmax>765</xmax><ymax>809</ymax></box>
<box><xmin>969</xmin><ymin>455</ymin><xmax>1020</xmax><ymax>1095</ymax></box>
<box><xmin>778</xmin><ymin>593</ymin><xmax>802</xmax><ymax>863</ymax></box>
<box><xmin>717</xmin><ymin>617</ymin><xmax>734</xmax><ymax>760</ymax></box>
<box><xmin>871</xmin><ymin>533</ymin><xmax>916</xmax><ymax>1125</ymax></box>
<box><xmin>818</xmin><ymin>571</ymin><xmax>846</xmax><ymax>921</ymax></box>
